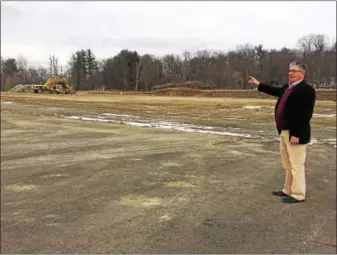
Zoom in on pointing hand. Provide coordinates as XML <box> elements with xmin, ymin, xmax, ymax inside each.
<box><xmin>248</xmin><ymin>76</ymin><xmax>260</xmax><ymax>86</ymax></box>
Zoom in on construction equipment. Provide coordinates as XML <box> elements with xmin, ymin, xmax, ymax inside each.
<box><xmin>31</xmin><ymin>77</ymin><xmax>75</xmax><ymax>94</ymax></box>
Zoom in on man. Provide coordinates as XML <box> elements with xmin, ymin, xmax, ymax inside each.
<box><xmin>248</xmin><ymin>61</ymin><xmax>316</xmax><ymax>204</ymax></box>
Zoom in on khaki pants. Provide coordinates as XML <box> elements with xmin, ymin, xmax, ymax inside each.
<box><xmin>280</xmin><ymin>130</ymin><xmax>307</xmax><ymax>201</ymax></box>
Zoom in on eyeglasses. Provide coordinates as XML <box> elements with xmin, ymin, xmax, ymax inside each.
<box><xmin>288</xmin><ymin>69</ymin><xmax>303</xmax><ymax>73</ymax></box>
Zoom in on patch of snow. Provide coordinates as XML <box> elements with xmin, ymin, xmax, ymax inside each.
<box><xmin>324</xmin><ymin>138</ymin><xmax>336</xmax><ymax>147</ymax></box>
<box><xmin>102</xmin><ymin>113</ymin><xmax>137</xmax><ymax>118</ymax></box>
<box><xmin>1</xmin><ymin>101</ymin><xmax>14</xmax><ymax>104</ymax></box>
<box><xmin>309</xmin><ymin>139</ymin><xmax>319</xmax><ymax>145</ymax></box>
<box><xmin>243</xmin><ymin>105</ymin><xmax>262</xmax><ymax>109</ymax></box>
<box><xmin>313</xmin><ymin>114</ymin><xmax>336</xmax><ymax>118</ymax></box>
<box><xmin>41</xmin><ymin>107</ymin><xmax>64</xmax><ymax>111</ymax></box>
<box><xmin>65</xmin><ymin>116</ymin><xmax>111</xmax><ymax>122</ymax></box>
<box><xmin>65</xmin><ymin>115</ymin><xmax>257</xmax><ymax>138</ymax></box>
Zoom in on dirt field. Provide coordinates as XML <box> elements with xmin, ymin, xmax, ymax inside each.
<box><xmin>1</xmin><ymin>93</ymin><xmax>336</xmax><ymax>253</ymax></box>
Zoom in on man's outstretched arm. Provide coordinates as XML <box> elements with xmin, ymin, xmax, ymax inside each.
<box><xmin>248</xmin><ymin>76</ymin><xmax>283</xmax><ymax>98</ymax></box>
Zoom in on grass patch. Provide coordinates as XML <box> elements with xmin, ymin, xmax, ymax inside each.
<box><xmin>1</xmin><ymin>93</ymin><xmax>335</xmax><ymax>128</ymax></box>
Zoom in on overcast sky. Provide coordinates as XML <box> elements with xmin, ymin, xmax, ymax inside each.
<box><xmin>1</xmin><ymin>1</ymin><xmax>336</xmax><ymax>67</ymax></box>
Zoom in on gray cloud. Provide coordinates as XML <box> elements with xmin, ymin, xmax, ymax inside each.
<box><xmin>1</xmin><ymin>1</ymin><xmax>336</xmax><ymax>67</ymax></box>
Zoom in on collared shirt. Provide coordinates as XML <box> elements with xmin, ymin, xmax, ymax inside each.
<box><xmin>289</xmin><ymin>79</ymin><xmax>303</xmax><ymax>88</ymax></box>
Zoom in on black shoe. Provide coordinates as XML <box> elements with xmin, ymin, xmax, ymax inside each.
<box><xmin>282</xmin><ymin>196</ymin><xmax>304</xmax><ymax>204</ymax></box>
<box><xmin>272</xmin><ymin>191</ymin><xmax>289</xmax><ymax>197</ymax></box>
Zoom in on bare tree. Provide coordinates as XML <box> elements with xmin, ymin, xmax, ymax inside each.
<box><xmin>297</xmin><ymin>34</ymin><xmax>315</xmax><ymax>53</ymax></box>
<box><xmin>311</xmin><ymin>34</ymin><xmax>329</xmax><ymax>52</ymax></box>
<box><xmin>3</xmin><ymin>33</ymin><xmax>336</xmax><ymax>91</ymax></box>
<box><xmin>49</xmin><ymin>55</ymin><xmax>59</xmax><ymax>76</ymax></box>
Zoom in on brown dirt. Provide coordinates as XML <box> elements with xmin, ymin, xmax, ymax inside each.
<box><xmin>1</xmin><ymin>93</ymin><xmax>336</xmax><ymax>254</ymax></box>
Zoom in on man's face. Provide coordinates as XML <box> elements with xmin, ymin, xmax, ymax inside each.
<box><xmin>288</xmin><ymin>65</ymin><xmax>305</xmax><ymax>83</ymax></box>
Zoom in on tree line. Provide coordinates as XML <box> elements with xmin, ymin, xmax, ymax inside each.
<box><xmin>1</xmin><ymin>33</ymin><xmax>336</xmax><ymax>92</ymax></box>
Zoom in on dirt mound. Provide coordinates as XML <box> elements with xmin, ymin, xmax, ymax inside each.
<box><xmin>146</xmin><ymin>87</ymin><xmax>269</xmax><ymax>98</ymax></box>
<box><xmin>146</xmin><ymin>87</ymin><xmax>336</xmax><ymax>101</ymax></box>
<box><xmin>152</xmin><ymin>81</ymin><xmax>211</xmax><ymax>90</ymax></box>
<box><xmin>8</xmin><ymin>84</ymin><xmax>32</xmax><ymax>93</ymax></box>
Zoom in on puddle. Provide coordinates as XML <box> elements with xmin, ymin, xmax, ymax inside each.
<box><xmin>5</xmin><ymin>184</ymin><xmax>38</xmax><ymax>192</ymax></box>
<box><xmin>65</xmin><ymin>115</ymin><xmax>258</xmax><ymax>138</ymax></box>
<box><xmin>313</xmin><ymin>114</ymin><xmax>336</xmax><ymax>118</ymax></box>
<box><xmin>119</xmin><ymin>195</ymin><xmax>164</xmax><ymax>208</ymax></box>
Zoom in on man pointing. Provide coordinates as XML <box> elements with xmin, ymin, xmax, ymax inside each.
<box><xmin>248</xmin><ymin>62</ymin><xmax>316</xmax><ymax>203</ymax></box>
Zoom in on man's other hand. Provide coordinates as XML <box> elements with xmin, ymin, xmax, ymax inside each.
<box><xmin>290</xmin><ymin>136</ymin><xmax>300</xmax><ymax>144</ymax></box>
<box><xmin>248</xmin><ymin>76</ymin><xmax>260</xmax><ymax>86</ymax></box>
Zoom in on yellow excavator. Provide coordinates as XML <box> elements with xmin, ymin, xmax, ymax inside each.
<box><xmin>31</xmin><ymin>77</ymin><xmax>75</xmax><ymax>94</ymax></box>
